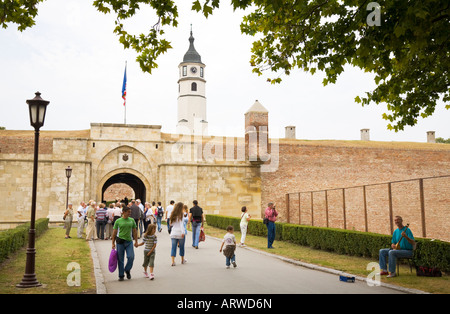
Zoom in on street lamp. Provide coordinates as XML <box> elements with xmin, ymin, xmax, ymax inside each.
<box><xmin>17</xmin><ymin>92</ymin><xmax>49</xmax><ymax>288</ymax></box>
<box><xmin>65</xmin><ymin>166</ymin><xmax>72</xmax><ymax>210</ymax></box>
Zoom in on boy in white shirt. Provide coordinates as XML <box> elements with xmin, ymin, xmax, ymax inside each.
<box><xmin>219</xmin><ymin>225</ymin><xmax>237</xmax><ymax>269</ymax></box>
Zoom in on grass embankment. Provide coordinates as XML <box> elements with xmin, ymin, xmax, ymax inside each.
<box><xmin>0</xmin><ymin>226</ymin><xmax>96</xmax><ymax>294</ymax></box>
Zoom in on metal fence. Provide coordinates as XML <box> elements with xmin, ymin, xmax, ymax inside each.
<box><xmin>285</xmin><ymin>175</ymin><xmax>450</xmax><ymax>241</ymax></box>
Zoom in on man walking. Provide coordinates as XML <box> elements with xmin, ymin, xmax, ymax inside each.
<box><xmin>264</xmin><ymin>202</ymin><xmax>278</xmax><ymax>249</ymax></box>
<box><xmin>112</xmin><ymin>206</ymin><xmax>138</xmax><ymax>281</ymax></box>
<box><xmin>189</xmin><ymin>200</ymin><xmax>204</xmax><ymax>249</ymax></box>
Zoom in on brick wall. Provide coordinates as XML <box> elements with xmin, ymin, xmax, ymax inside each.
<box><xmin>262</xmin><ymin>142</ymin><xmax>450</xmax><ymax>241</ymax></box>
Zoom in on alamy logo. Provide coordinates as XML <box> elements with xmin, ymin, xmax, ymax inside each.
<box><xmin>367</xmin><ymin>2</ymin><xmax>381</xmax><ymax>26</ymax></box>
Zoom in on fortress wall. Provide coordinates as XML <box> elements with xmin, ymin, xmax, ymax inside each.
<box><xmin>261</xmin><ymin>143</ymin><xmax>450</xmax><ymax>241</ymax></box>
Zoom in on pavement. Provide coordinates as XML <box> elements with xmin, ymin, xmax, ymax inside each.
<box><xmin>89</xmin><ymin>226</ymin><xmax>426</xmax><ymax>295</ymax></box>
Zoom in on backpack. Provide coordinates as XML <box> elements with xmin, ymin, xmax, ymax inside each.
<box><xmin>157</xmin><ymin>206</ymin><xmax>164</xmax><ymax>217</ymax></box>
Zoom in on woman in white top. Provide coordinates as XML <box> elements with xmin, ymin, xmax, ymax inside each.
<box><xmin>239</xmin><ymin>206</ymin><xmax>251</xmax><ymax>246</ymax></box>
<box><xmin>170</xmin><ymin>202</ymin><xmax>187</xmax><ymax>266</ymax></box>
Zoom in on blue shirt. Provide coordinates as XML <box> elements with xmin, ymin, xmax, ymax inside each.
<box><xmin>392</xmin><ymin>226</ymin><xmax>415</xmax><ymax>250</ymax></box>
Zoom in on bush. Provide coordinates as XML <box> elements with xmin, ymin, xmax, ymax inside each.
<box><xmin>0</xmin><ymin>218</ymin><xmax>49</xmax><ymax>263</ymax></box>
<box><xmin>206</xmin><ymin>214</ymin><xmax>450</xmax><ymax>272</ymax></box>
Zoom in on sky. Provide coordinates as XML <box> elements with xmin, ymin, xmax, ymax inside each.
<box><xmin>0</xmin><ymin>0</ymin><xmax>448</xmax><ymax>142</ymax></box>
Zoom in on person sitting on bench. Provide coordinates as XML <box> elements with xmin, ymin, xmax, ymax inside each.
<box><xmin>379</xmin><ymin>216</ymin><xmax>415</xmax><ymax>278</ymax></box>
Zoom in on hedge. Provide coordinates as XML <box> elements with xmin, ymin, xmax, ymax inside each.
<box><xmin>206</xmin><ymin>214</ymin><xmax>450</xmax><ymax>272</ymax></box>
<box><xmin>0</xmin><ymin>218</ymin><xmax>49</xmax><ymax>263</ymax></box>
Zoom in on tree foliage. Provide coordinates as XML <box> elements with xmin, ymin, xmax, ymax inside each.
<box><xmin>1</xmin><ymin>0</ymin><xmax>449</xmax><ymax>131</ymax></box>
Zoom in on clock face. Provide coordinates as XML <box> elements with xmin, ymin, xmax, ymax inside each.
<box><xmin>190</xmin><ymin>67</ymin><xmax>197</xmax><ymax>73</ymax></box>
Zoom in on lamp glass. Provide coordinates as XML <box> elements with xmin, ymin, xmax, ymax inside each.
<box><xmin>29</xmin><ymin>104</ymin><xmax>38</xmax><ymax>126</ymax></box>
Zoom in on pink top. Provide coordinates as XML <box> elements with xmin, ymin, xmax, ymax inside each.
<box><xmin>264</xmin><ymin>207</ymin><xmax>278</xmax><ymax>222</ymax></box>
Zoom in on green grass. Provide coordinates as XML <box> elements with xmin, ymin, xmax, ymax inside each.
<box><xmin>203</xmin><ymin>224</ymin><xmax>450</xmax><ymax>294</ymax></box>
<box><xmin>0</xmin><ymin>226</ymin><xmax>96</xmax><ymax>294</ymax></box>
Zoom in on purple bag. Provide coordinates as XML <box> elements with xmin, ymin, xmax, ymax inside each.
<box><xmin>109</xmin><ymin>249</ymin><xmax>118</xmax><ymax>273</ymax></box>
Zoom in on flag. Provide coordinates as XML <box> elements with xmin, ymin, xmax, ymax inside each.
<box><xmin>121</xmin><ymin>63</ymin><xmax>127</xmax><ymax>106</ymax></box>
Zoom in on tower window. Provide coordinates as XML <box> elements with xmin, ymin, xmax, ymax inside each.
<box><xmin>191</xmin><ymin>82</ymin><xmax>197</xmax><ymax>91</ymax></box>
<box><xmin>183</xmin><ymin>66</ymin><xmax>187</xmax><ymax>76</ymax></box>
<box><xmin>200</xmin><ymin>67</ymin><xmax>204</xmax><ymax>78</ymax></box>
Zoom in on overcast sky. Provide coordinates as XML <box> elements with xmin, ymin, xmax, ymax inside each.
<box><xmin>0</xmin><ymin>0</ymin><xmax>448</xmax><ymax>142</ymax></box>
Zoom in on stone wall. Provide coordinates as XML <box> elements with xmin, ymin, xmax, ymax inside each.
<box><xmin>261</xmin><ymin>140</ymin><xmax>450</xmax><ymax>241</ymax></box>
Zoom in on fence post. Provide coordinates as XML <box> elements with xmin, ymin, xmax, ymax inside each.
<box><xmin>419</xmin><ymin>179</ymin><xmax>427</xmax><ymax>237</ymax></box>
<box><xmin>286</xmin><ymin>193</ymin><xmax>290</xmax><ymax>223</ymax></box>
<box><xmin>342</xmin><ymin>188</ymin><xmax>347</xmax><ymax>229</ymax></box>
<box><xmin>363</xmin><ymin>185</ymin><xmax>368</xmax><ymax>232</ymax></box>
<box><xmin>388</xmin><ymin>182</ymin><xmax>393</xmax><ymax>234</ymax></box>
<box><xmin>325</xmin><ymin>190</ymin><xmax>329</xmax><ymax>228</ymax></box>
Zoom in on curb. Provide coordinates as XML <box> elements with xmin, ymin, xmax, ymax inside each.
<box><xmin>88</xmin><ymin>240</ymin><xmax>107</xmax><ymax>294</ymax></box>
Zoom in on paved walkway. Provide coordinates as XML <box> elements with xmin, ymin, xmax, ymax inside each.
<box><xmin>90</xmin><ymin>227</ymin><xmax>423</xmax><ymax>295</ymax></box>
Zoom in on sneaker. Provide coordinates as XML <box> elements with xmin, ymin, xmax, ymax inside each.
<box><xmin>226</xmin><ymin>266</ymin><xmax>230</xmax><ymax>269</ymax></box>
<box><xmin>149</xmin><ymin>273</ymin><xmax>155</xmax><ymax>280</ymax></box>
<box><xmin>182</xmin><ymin>259</ymin><xmax>187</xmax><ymax>264</ymax></box>
<box><xmin>118</xmin><ymin>277</ymin><xmax>124</xmax><ymax>281</ymax></box>
<box><xmin>232</xmin><ymin>261</ymin><xmax>237</xmax><ymax>268</ymax></box>
<box><xmin>379</xmin><ymin>270</ymin><xmax>389</xmax><ymax>276</ymax></box>
<box><xmin>143</xmin><ymin>272</ymin><xmax>149</xmax><ymax>278</ymax></box>
<box><xmin>125</xmin><ymin>270</ymin><xmax>131</xmax><ymax>279</ymax></box>
<box><xmin>387</xmin><ymin>273</ymin><xmax>397</xmax><ymax>278</ymax></box>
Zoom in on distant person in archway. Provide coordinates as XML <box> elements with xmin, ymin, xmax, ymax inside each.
<box><xmin>112</xmin><ymin>206</ymin><xmax>138</xmax><ymax>281</ymax></box>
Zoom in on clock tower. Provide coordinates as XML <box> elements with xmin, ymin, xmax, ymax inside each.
<box><xmin>177</xmin><ymin>30</ymin><xmax>208</xmax><ymax>135</ymax></box>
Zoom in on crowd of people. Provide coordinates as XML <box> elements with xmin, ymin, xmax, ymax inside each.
<box><xmin>64</xmin><ymin>198</ymin><xmax>208</xmax><ymax>281</ymax></box>
<box><xmin>64</xmin><ymin>200</ymin><xmax>415</xmax><ymax>281</ymax></box>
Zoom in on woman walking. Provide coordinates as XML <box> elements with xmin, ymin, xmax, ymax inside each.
<box><xmin>170</xmin><ymin>202</ymin><xmax>187</xmax><ymax>266</ymax></box>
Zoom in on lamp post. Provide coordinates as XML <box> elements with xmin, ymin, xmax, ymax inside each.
<box><xmin>65</xmin><ymin>166</ymin><xmax>72</xmax><ymax>210</ymax></box>
<box><xmin>17</xmin><ymin>92</ymin><xmax>49</xmax><ymax>288</ymax></box>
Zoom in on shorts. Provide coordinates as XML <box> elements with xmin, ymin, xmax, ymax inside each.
<box><xmin>142</xmin><ymin>250</ymin><xmax>156</xmax><ymax>268</ymax></box>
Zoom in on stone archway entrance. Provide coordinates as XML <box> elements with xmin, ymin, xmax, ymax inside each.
<box><xmin>101</xmin><ymin>172</ymin><xmax>147</xmax><ymax>204</ymax></box>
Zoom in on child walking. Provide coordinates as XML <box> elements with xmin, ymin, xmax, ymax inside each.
<box><xmin>137</xmin><ymin>223</ymin><xmax>157</xmax><ymax>280</ymax></box>
<box><xmin>219</xmin><ymin>225</ymin><xmax>237</xmax><ymax>269</ymax></box>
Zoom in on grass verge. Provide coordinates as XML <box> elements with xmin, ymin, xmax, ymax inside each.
<box><xmin>0</xmin><ymin>226</ymin><xmax>96</xmax><ymax>294</ymax></box>
<box><xmin>203</xmin><ymin>224</ymin><xmax>449</xmax><ymax>294</ymax></box>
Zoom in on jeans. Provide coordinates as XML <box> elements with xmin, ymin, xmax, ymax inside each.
<box><xmin>266</xmin><ymin>221</ymin><xmax>275</xmax><ymax>248</ymax></box>
<box><xmin>171</xmin><ymin>237</ymin><xmax>185</xmax><ymax>257</ymax></box>
<box><xmin>379</xmin><ymin>248</ymin><xmax>413</xmax><ymax>273</ymax></box>
<box><xmin>226</xmin><ymin>254</ymin><xmax>236</xmax><ymax>266</ymax></box>
<box><xmin>191</xmin><ymin>221</ymin><xmax>202</xmax><ymax>247</ymax></box>
<box><xmin>167</xmin><ymin>218</ymin><xmax>172</xmax><ymax>234</ymax></box>
<box><xmin>96</xmin><ymin>220</ymin><xmax>105</xmax><ymax>239</ymax></box>
<box><xmin>117</xmin><ymin>240</ymin><xmax>135</xmax><ymax>278</ymax></box>
<box><xmin>157</xmin><ymin>216</ymin><xmax>162</xmax><ymax>231</ymax></box>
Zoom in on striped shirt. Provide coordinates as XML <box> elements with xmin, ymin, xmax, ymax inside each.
<box><xmin>96</xmin><ymin>208</ymin><xmax>107</xmax><ymax>221</ymax></box>
<box><xmin>143</xmin><ymin>234</ymin><xmax>157</xmax><ymax>251</ymax></box>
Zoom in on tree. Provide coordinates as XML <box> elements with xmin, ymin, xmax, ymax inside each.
<box><xmin>1</xmin><ymin>0</ymin><xmax>449</xmax><ymax>131</ymax></box>
<box><xmin>436</xmin><ymin>137</ymin><xmax>450</xmax><ymax>144</ymax></box>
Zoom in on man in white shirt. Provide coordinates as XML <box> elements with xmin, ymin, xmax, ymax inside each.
<box><xmin>136</xmin><ymin>199</ymin><xmax>145</xmax><ymax>237</ymax></box>
<box><xmin>77</xmin><ymin>201</ymin><xmax>87</xmax><ymax>238</ymax></box>
<box><xmin>165</xmin><ymin>200</ymin><xmax>175</xmax><ymax>234</ymax></box>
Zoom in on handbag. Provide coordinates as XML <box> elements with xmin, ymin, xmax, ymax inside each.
<box><xmin>263</xmin><ymin>217</ymin><xmax>269</xmax><ymax>224</ymax></box>
<box><xmin>199</xmin><ymin>227</ymin><xmax>206</xmax><ymax>242</ymax></box>
<box><xmin>108</xmin><ymin>249</ymin><xmax>118</xmax><ymax>273</ymax></box>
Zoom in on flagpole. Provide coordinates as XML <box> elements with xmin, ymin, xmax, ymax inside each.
<box><xmin>122</xmin><ymin>61</ymin><xmax>127</xmax><ymax>124</ymax></box>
